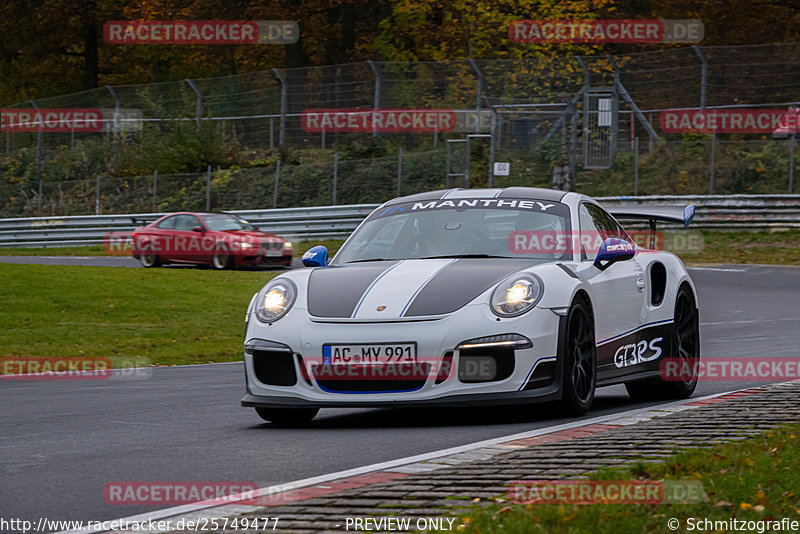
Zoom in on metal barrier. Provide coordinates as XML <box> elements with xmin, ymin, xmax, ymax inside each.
<box><xmin>0</xmin><ymin>195</ymin><xmax>799</xmax><ymax>248</ymax></box>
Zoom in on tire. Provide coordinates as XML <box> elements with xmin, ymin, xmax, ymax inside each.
<box><xmin>559</xmin><ymin>295</ymin><xmax>597</xmax><ymax>416</ymax></box>
<box><xmin>212</xmin><ymin>245</ymin><xmax>233</xmax><ymax>270</ymax></box>
<box><xmin>625</xmin><ymin>286</ymin><xmax>699</xmax><ymax>400</ymax></box>
<box><xmin>139</xmin><ymin>253</ymin><xmax>161</xmax><ymax>268</ymax></box>
<box><xmin>255</xmin><ymin>407</ymin><xmax>319</xmax><ymax>425</ymax></box>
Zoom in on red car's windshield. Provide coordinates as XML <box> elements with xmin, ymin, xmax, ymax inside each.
<box><xmin>203</xmin><ymin>214</ymin><xmax>255</xmax><ymax>232</ymax></box>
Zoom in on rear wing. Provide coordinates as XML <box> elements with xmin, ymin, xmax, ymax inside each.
<box><xmin>130</xmin><ymin>216</ymin><xmax>160</xmax><ymax>226</ymax></box>
<box><xmin>605</xmin><ymin>204</ymin><xmax>696</xmax><ymax>248</ymax></box>
<box><xmin>606</xmin><ymin>205</ymin><xmax>695</xmax><ymax>228</ymax></box>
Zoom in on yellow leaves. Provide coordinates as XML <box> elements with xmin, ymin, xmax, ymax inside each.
<box><xmin>740</xmin><ymin>502</ymin><xmax>753</xmax><ymax>510</ymax></box>
<box><xmin>744</xmin><ymin>458</ymin><xmax>755</xmax><ymax>467</ymax></box>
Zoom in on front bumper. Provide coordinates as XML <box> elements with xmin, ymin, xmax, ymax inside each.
<box><xmin>242</xmin><ymin>303</ymin><xmax>563</xmax><ymax>408</ymax></box>
<box><xmin>235</xmin><ymin>253</ymin><xmax>292</xmax><ymax>266</ymax></box>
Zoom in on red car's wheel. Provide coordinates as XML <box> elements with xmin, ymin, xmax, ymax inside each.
<box><xmin>212</xmin><ymin>245</ymin><xmax>233</xmax><ymax>270</ymax></box>
<box><xmin>139</xmin><ymin>253</ymin><xmax>161</xmax><ymax>268</ymax></box>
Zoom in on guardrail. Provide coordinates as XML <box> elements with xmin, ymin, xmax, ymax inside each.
<box><xmin>0</xmin><ymin>195</ymin><xmax>799</xmax><ymax>248</ymax></box>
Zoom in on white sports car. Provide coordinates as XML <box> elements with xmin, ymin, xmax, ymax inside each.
<box><xmin>242</xmin><ymin>187</ymin><xmax>700</xmax><ymax>424</ymax></box>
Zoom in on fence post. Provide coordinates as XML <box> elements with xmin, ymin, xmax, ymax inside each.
<box><xmin>790</xmin><ymin>134</ymin><xmax>796</xmax><ymax>194</ymax></box>
<box><xmin>464</xmin><ymin>136</ymin><xmax>471</xmax><ymax>188</ymax></box>
<box><xmin>105</xmin><ymin>85</ymin><xmax>121</xmax><ymax>136</ymax></box>
<box><xmin>185</xmin><ymin>79</ymin><xmax>202</xmax><ymax>128</ymax></box>
<box><xmin>273</xmin><ymin>159</ymin><xmax>281</xmax><ymax>208</ymax></box>
<box><xmin>206</xmin><ymin>165</ymin><xmax>211</xmax><ymax>211</ymax></box>
<box><xmin>269</xmin><ymin>118</ymin><xmax>274</xmax><ymax>150</ymax></box>
<box><xmin>469</xmin><ymin>59</ymin><xmax>483</xmax><ymax>134</ymax></box>
<box><xmin>709</xmin><ymin>133</ymin><xmax>716</xmax><ymax>194</ymax></box>
<box><xmin>397</xmin><ymin>147</ymin><xmax>403</xmax><ymax>196</ymax></box>
<box><xmin>634</xmin><ymin>137</ymin><xmax>640</xmax><ymax>196</ymax></box>
<box><xmin>332</xmin><ymin>152</ymin><xmax>338</xmax><ymax>205</ymax></box>
<box><xmin>693</xmin><ymin>46</ymin><xmax>708</xmax><ymax>109</ymax></box>
<box><xmin>152</xmin><ymin>170</ymin><xmax>158</xmax><ymax>212</ymax></box>
<box><xmin>489</xmin><ymin>109</ymin><xmax>496</xmax><ymax>187</ymax></box>
<box><xmin>96</xmin><ymin>175</ymin><xmax>100</xmax><ymax>215</ymax></box>
<box><xmin>29</xmin><ymin>100</ymin><xmax>42</xmax><ymax>181</ymax></box>
<box><xmin>272</xmin><ymin>68</ymin><xmax>287</xmax><ymax>147</ymax></box>
<box><xmin>37</xmin><ymin>179</ymin><xmax>42</xmax><ymax>217</ymax></box>
<box><xmin>367</xmin><ymin>60</ymin><xmax>381</xmax><ymax>138</ymax></box>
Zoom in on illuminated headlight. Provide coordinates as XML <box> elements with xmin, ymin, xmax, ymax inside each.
<box><xmin>255</xmin><ymin>279</ymin><xmax>297</xmax><ymax>323</ymax></box>
<box><xmin>282</xmin><ymin>241</ymin><xmax>292</xmax><ymax>249</ymax></box>
<box><xmin>490</xmin><ymin>274</ymin><xmax>543</xmax><ymax>317</ymax></box>
<box><xmin>234</xmin><ymin>241</ymin><xmax>256</xmax><ymax>251</ymax></box>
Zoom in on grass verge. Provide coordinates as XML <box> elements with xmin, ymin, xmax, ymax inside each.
<box><xmin>0</xmin><ymin>263</ymin><xmax>276</xmax><ymax>368</ymax></box>
<box><xmin>681</xmin><ymin>230</ymin><xmax>800</xmax><ymax>266</ymax></box>
<box><xmin>449</xmin><ymin>422</ymin><xmax>800</xmax><ymax>533</ymax></box>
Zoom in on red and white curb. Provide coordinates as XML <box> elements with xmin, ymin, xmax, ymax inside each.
<box><xmin>59</xmin><ymin>384</ymin><xmax>774</xmax><ymax>533</ymax></box>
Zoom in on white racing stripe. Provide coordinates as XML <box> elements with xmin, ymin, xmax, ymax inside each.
<box><xmin>352</xmin><ymin>259</ymin><xmax>454</xmax><ymax>320</ymax></box>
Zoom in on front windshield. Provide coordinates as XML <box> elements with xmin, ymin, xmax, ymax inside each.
<box><xmin>335</xmin><ymin>198</ymin><xmax>572</xmax><ymax>263</ymax></box>
<box><xmin>203</xmin><ymin>214</ymin><xmax>255</xmax><ymax>231</ymax></box>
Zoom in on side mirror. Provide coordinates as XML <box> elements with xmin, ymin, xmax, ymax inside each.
<box><xmin>302</xmin><ymin>245</ymin><xmax>329</xmax><ymax>267</ymax></box>
<box><xmin>594</xmin><ymin>238</ymin><xmax>635</xmax><ymax>271</ymax></box>
<box><xmin>192</xmin><ymin>226</ymin><xmax>204</xmax><ymax>232</ymax></box>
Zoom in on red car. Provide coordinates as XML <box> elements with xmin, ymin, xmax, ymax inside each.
<box><xmin>131</xmin><ymin>212</ymin><xmax>293</xmax><ymax>269</ymax></box>
<box><xmin>773</xmin><ymin>107</ymin><xmax>800</xmax><ymax>139</ymax></box>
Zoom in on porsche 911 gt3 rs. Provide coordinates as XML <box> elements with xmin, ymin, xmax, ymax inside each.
<box><xmin>242</xmin><ymin>187</ymin><xmax>700</xmax><ymax>424</ymax></box>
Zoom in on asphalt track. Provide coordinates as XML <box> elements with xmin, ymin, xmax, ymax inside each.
<box><xmin>1</xmin><ymin>261</ymin><xmax>799</xmax><ymax>525</ymax></box>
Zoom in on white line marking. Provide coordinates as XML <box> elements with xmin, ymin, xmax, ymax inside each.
<box><xmin>57</xmin><ymin>385</ymin><xmax>758</xmax><ymax>534</ymax></box>
<box><xmin>700</xmin><ymin>317</ymin><xmax>800</xmax><ymax>327</ymax></box>
<box><xmin>688</xmin><ymin>267</ymin><xmax>747</xmax><ymax>272</ymax></box>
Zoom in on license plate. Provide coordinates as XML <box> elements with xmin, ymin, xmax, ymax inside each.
<box><xmin>264</xmin><ymin>250</ymin><xmax>283</xmax><ymax>257</ymax></box>
<box><xmin>322</xmin><ymin>343</ymin><xmax>417</xmax><ymax>364</ymax></box>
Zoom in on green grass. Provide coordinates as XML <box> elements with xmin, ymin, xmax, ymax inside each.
<box><xmin>680</xmin><ymin>230</ymin><xmax>800</xmax><ymax>266</ymax></box>
<box><xmin>0</xmin><ymin>263</ymin><xmax>277</xmax><ymax>368</ymax></box>
<box><xmin>448</xmin><ymin>423</ymin><xmax>800</xmax><ymax>533</ymax></box>
<box><xmin>0</xmin><ymin>246</ymin><xmax>110</xmax><ymax>256</ymax></box>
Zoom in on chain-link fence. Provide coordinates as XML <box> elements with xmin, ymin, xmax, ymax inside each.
<box><xmin>2</xmin><ymin>42</ymin><xmax>800</xmax><ymax>217</ymax></box>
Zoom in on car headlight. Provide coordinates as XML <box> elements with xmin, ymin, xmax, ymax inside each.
<box><xmin>283</xmin><ymin>241</ymin><xmax>292</xmax><ymax>249</ymax></box>
<box><xmin>233</xmin><ymin>240</ymin><xmax>256</xmax><ymax>251</ymax></box>
<box><xmin>490</xmin><ymin>274</ymin><xmax>543</xmax><ymax>317</ymax></box>
<box><xmin>255</xmin><ymin>278</ymin><xmax>297</xmax><ymax>323</ymax></box>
